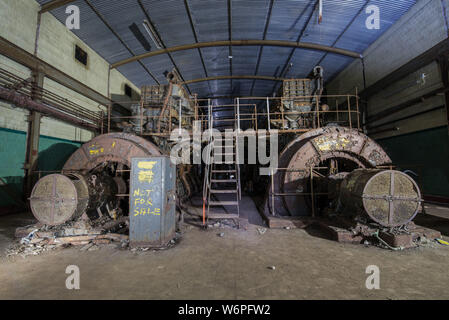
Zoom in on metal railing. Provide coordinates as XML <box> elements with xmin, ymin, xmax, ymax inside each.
<box><xmin>197</xmin><ymin>93</ymin><xmax>361</xmax><ymax>134</ymax></box>
<box><xmin>202</xmin><ymin>99</ymin><xmax>213</xmax><ymax>225</ymax></box>
<box><xmin>235</xmin><ymin>98</ymin><xmax>242</xmax><ymax>201</ymax></box>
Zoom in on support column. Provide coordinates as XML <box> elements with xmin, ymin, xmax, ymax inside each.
<box><xmin>437</xmin><ymin>54</ymin><xmax>449</xmax><ymax>135</ymax></box>
<box><xmin>24</xmin><ymin>71</ymin><xmax>44</xmax><ymax>196</ymax></box>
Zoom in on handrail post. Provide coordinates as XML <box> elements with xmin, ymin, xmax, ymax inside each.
<box><xmin>266</xmin><ymin>97</ymin><xmax>271</xmax><ymax>131</ymax></box>
<box><xmin>355</xmin><ymin>87</ymin><xmax>360</xmax><ymax>130</ymax></box>
<box><xmin>255</xmin><ymin>104</ymin><xmax>258</xmax><ymax>131</ymax></box>
<box><xmin>310</xmin><ymin>166</ymin><xmax>315</xmax><ymax>217</ymax></box>
<box><xmin>347</xmin><ymin>95</ymin><xmax>352</xmax><ymax>129</ymax></box>
<box><xmin>236</xmin><ymin>98</ymin><xmax>241</xmax><ymax>200</ymax></box>
<box><xmin>179</xmin><ymin>98</ymin><xmax>182</xmax><ymax>134</ymax></box>
<box><xmin>237</xmin><ymin>98</ymin><xmax>241</xmax><ymax>131</ymax></box>
<box><xmin>140</xmin><ymin>99</ymin><xmax>144</xmax><ymax>135</ymax></box>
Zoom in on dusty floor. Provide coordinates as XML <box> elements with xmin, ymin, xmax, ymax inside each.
<box><xmin>0</xmin><ymin>201</ymin><xmax>449</xmax><ymax>300</ymax></box>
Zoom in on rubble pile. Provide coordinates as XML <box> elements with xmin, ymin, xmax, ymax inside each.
<box><xmin>8</xmin><ymin>216</ymin><xmax>130</xmax><ymax>258</ymax></box>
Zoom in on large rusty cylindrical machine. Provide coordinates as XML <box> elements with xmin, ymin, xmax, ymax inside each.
<box><xmin>30</xmin><ymin>173</ymin><xmax>120</xmax><ymax>225</ymax></box>
<box><xmin>264</xmin><ymin>126</ymin><xmax>393</xmax><ymax>217</ymax></box>
<box><xmin>30</xmin><ymin>133</ymin><xmax>163</xmax><ymax>225</ymax></box>
<box><xmin>263</xmin><ymin>125</ymin><xmax>425</xmax><ymax>229</ymax></box>
<box><xmin>338</xmin><ymin>169</ymin><xmax>422</xmax><ymax>227</ymax></box>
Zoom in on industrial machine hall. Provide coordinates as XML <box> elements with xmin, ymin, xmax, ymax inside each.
<box><xmin>1</xmin><ymin>0</ymin><xmax>449</xmax><ymax>303</ymax></box>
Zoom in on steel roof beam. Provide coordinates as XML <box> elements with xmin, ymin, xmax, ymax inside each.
<box><xmin>250</xmin><ymin>0</ymin><xmax>275</xmax><ymax>96</ymax></box>
<box><xmin>137</xmin><ymin>0</ymin><xmax>192</xmax><ymax>94</ymax></box>
<box><xmin>0</xmin><ymin>36</ymin><xmax>112</xmax><ymax>107</ymax></box>
<box><xmin>183</xmin><ymin>0</ymin><xmax>212</xmax><ymax>96</ymax></box>
<box><xmin>181</xmin><ymin>75</ymin><xmax>286</xmax><ymax>85</ymax></box>
<box><xmin>271</xmin><ymin>0</ymin><xmax>318</xmax><ymax>95</ymax></box>
<box><xmin>84</xmin><ymin>0</ymin><xmax>160</xmax><ymax>85</ymax></box>
<box><xmin>39</xmin><ymin>0</ymin><xmax>77</xmax><ymax>13</ymax></box>
<box><xmin>310</xmin><ymin>0</ymin><xmax>370</xmax><ymax>78</ymax></box>
<box><xmin>228</xmin><ymin>0</ymin><xmax>233</xmax><ymax>92</ymax></box>
<box><xmin>111</xmin><ymin>39</ymin><xmax>362</xmax><ymax>69</ymax></box>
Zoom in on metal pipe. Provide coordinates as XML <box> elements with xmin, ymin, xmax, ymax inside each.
<box><xmin>266</xmin><ymin>97</ymin><xmax>271</xmax><ymax>131</ymax></box>
<box><xmin>0</xmin><ymin>87</ymin><xmax>97</xmax><ymax>131</ymax></box>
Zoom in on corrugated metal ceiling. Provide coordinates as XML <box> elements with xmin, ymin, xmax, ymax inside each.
<box><xmin>36</xmin><ymin>0</ymin><xmax>417</xmax><ymax>99</ymax></box>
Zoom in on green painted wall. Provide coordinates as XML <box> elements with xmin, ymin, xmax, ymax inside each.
<box><xmin>37</xmin><ymin>135</ymin><xmax>81</xmax><ymax>172</ymax></box>
<box><xmin>0</xmin><ymin>127</ymin><xmax>81</xmax><ymax>206</ymax></box>
<box><xmin>0</xmin><ymin>128</ymin><xmax>26</xmax><ymax>206</ymax></box>
<box><xmin>377</xmin><ymin>126</ymin><xmax>449</xmax><ymax>197</ymax></box>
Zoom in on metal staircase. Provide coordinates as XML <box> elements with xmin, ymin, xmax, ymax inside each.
<box><xmin>202</xmin><ymin>100</ymin><xmax>241</xmax><ymax>225</ymax></box>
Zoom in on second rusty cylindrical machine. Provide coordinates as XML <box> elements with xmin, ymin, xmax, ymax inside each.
<box><xmin>263</xmin><ymin>126</ymin><xmax>393</xmax><ymax>217</ymax></box>
<box><xmin>339</xmin><ymin>169</ymin><xmax>422</xmax><ymax>227</ymax></box>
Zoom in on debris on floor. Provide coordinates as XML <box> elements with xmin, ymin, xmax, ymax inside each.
<box><xmin>207</xmin><ymin>219</ymin><xmax>240</xmax><ymax>230</ymax></box>
<box><xmin>8</xmin><ymin>216</ymin><xmax>130</xmax><ymax>258</ymax></box>
<box><xmin>6</xmin><ymin>242</ymin><xmax>62</xmax><ymax>258</ymax></box>
<box><xmin>129</xmin><ymin>232</ymin><xmax>182</xmax><ymax>254</ymax></box>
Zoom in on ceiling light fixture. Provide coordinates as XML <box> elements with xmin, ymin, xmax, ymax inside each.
<box><xmin>318</xmin><ymin>0</ymin><xmax>323</xmax><ymax>24</ymax></box>
<box><xmin>143</xmin><ymin>19</ymin><xmax>163</xmax><ymax>49</ymax></box>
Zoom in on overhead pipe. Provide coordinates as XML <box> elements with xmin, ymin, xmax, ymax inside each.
<box><xmin>0</xmin><ymin>87</ymin><xmax>98</xmax><ymax>131</ymax></box>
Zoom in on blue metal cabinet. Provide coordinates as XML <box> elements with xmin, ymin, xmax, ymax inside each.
<box><xmin>129</xmin><ymin>156</ymin><xmax>176</xmax><ymax>247</ymax></box>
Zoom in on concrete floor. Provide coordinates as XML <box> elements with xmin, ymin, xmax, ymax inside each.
<box><xmin>0</xmin><ymin>201</ymin><xmax>449</xmax><ymax>300</ymax></box>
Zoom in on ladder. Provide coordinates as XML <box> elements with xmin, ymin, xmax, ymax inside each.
<box><xmin>202</xmin><ymin>100</ymin><xmax>241</xmax><ymax>224</ymax></box>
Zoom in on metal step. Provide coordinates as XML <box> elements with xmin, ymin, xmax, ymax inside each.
<box><xmin>210</xmin><ymin>179</ymin><xmax>237</xmax><ymax>183</ymax></box>
<box><xmin>214</xmin><ymin>138</ymin><xmax>234</xmax><ymax>142</ymax></box>
<box><xmin>211</xmin><ymin>162</ymin><xmax>236</xmax><ymax>165</ymax></box>
<box><xmin>210</xmin><ymin>189</ymin><xmax>237</xmax><ymax>194</ymax></box>
<box><xmin>212</xmin><ymin>170</ymin><xmax>236</xmax><ymax>173</ymax></box>
<box><xmin>209</xmin><ymin>201</ymin><xmax>239</xmax><ymax>206</ymax></box>
<box><xmin>213</xmin><ymin>144</ymin><xmax>235</xmax><ymax>147</ymax></box>
<box><xmin>208</xmin><ymin>213</ymin><xmax>239</xmax><ymax>219</ymax></box>
<box><xmin>214</xmin><ymin>153</ymin><xmax>236</xmax><ymax>156</ymax></box>
<box><xmin>213</xmin><ymin>146</ymin><xmax>235</xmax><ymax>149</ymax></box>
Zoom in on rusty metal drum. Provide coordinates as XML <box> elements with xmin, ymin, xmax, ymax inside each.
<box><xmin>30</xmin><ymin>173</ymin><xmax>89</xmax><ymax>225</ymax></box>
<box><xmin>63</xmin><ymin>132</ymin><xmax>161</xmax><ymax>172</ymax></box>
<box><xmin>340</xmin><ymin>169</ymin><xmax>422</xmax><ymax>227</ymax></box>
<box><xmin>263</xmin><ymin>126</ymin><xmax>392</xmax><ymax>217</ymax></box>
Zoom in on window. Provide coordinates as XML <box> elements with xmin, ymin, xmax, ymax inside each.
<box><xmin>75</xmin><ymin>45</ymin><xmax>88</xmax><ymax>66</ymax></box>
<box><xmin>125</xmin><ymin>84</ymin><xmax>133</xmax><ymax>98</ymax></box>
